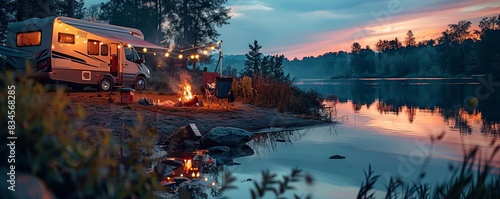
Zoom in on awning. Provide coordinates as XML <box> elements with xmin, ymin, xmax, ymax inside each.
<box><xmin>67</xmin><ymin>23</ymin><xmax>167</xmax><ymax>51</ymax></box>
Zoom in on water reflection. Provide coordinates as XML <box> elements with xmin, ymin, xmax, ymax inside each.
<box><xmin>156</xmin><ymin>144</ymin><xmax>256</xmax><ymax>198</ymax></box>
<box><xmin>251</xmin><ymin>130</ymin><xmax>310</xmax><ymax>155</ymax></box>
<box><xmin>298</xmin><ymin>78</ymin><xmax>500</xmax><ymax>137</ymax></box>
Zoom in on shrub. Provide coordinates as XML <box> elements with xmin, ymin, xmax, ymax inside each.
<box><xmin>231</xmin><ymin>74</ymin><xmax>321</xmax><ymax>114</ymax></box>
<box><xmin>0</xmin><ymin>72</ymin><xmax>161</xmax><ymax>199</ymax></box>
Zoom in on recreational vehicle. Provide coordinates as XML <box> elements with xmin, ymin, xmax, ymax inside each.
<box><xmin>0</xmin><ymin>16</ymin><xmax>166</xmax><ymax>91</ymax></box>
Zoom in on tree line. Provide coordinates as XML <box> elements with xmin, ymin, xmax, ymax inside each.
<box><xmin>285</xmin><ymin>14</ymin><xmax>500</xmax><ymax>79</ymax></box>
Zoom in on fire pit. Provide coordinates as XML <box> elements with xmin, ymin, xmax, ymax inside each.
<box><xmin>178</xmin><ymin>81</ymin><xmax>200</xmax><ymax>107</ymax></box>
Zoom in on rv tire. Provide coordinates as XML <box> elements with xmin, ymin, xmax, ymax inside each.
<box><xmin>134</xmin><ymin>76</ymin><xmax>147</xmax><ymax>91</ymax></box>
<box><xmin>99</xmin><ymin>77</ymin><xmax>113</xmax><ymax>92</ymax></box>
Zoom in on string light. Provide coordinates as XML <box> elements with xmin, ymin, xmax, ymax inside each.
<box><xmin>165</xmin><ymin>52</ymin><xmax>169</xmax><ymax>57</ymax></box>
<box><xmin>142</xmin><ymin>48</ymin><xmax>147</xmax><ymax>52</ymax></box>
<box><xmin>178</xmin><ymin>54</ymin><xmax>183</xmax><ymax>59</ymax></box>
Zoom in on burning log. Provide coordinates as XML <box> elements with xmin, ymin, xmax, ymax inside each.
<box><xmin>183</xmin><ymin>96</ymin><xmax>199</xmax><ymax>107</ymax></box>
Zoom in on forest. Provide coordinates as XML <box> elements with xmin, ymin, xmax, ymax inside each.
<box><xmin>285</xmin><ymin>16</ymin><xmax>500</xmax><ymax>79</ymax></box>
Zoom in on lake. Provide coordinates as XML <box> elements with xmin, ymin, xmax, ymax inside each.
<box><xmin>221</xmin><ymin>78</ymin><xmax>500</xmax><ymax>199</ymax></box>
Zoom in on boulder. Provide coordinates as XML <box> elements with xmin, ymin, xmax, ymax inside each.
<box><xmin>201</xmin><ymin>127</ymin><xmax>254</xmax><ymax>148</ymax></box>
<box><xmin>206</xmin><ymin>146</ymin><xmax>231</xmax><ymax>154</ymax></box>
<box><xmin>209</xmin><ymin>145</ymin><xmax>255</xmax><ymax>166</ymax></box>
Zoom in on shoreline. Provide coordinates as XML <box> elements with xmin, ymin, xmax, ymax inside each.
<box><xmin>62</xmin><ymin>91</ymin><xmax>326</xmax><ymax>140</ymax></box>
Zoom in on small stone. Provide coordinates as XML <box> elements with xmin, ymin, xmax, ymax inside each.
<box><xmin>329</xmin><ymin>155</ymin><xmax>346</xmax><ymax>159</ymax></box>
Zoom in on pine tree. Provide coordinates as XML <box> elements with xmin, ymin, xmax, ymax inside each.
<box><xmin>405</xmin><ymin>30</ymin><xmax>416</xmax><ymax>47</ymax></box>
<box><xmin>242</xmin><ymin>40</ymin><xmax>262</xmax><ymax>77</ymax></box>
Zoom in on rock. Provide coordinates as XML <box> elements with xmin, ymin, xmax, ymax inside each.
<box><xmin>329</xmin><ymin>155</ymin><xmax>346</xmax><ymax>159</ymax></box>
<box><xmin>209</xmin><ymin>145</ymin><xmax>255</xmax><ymax>166</ymax></box>
<box><xmin>201</xmin><ymin>127</ymin><xmax>254</xmax><ymax>148</ymax></box>
<box><xmin>206</xmin><ymin>146</ymin><xmax>230</xmax><ymax>154</ymax></box>
<box><xmin>138</xmin><ymin>98</ymin><xmax>153</xmax><ymax>106</ymax></box>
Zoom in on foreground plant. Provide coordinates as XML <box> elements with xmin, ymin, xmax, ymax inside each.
<box><xmin>0</xmin><ymin>71</ymin><xmax>161</xmax><ymax>199</ymax></box>
<box><xmin>356</xmin><ymin>137</ymin><xmax>500</xmax><ymax>199</ymax></box>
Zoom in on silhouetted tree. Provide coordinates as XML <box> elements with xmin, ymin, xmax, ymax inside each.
<box><xmin>351</xmin><ymin>42</ymin><xmax>361</xmax><ymax>54</ymax></box>
<box><xmin>448</xmin><ymin>20</ymin><xmax>472</xmax><ymax>44</ymax></box>
<box><xmin>405</xmin><ymin>30</ymin><xmax>416</xmax><ymax>47</ymax></box>
<box><xmin>478</xmin><ymin>16</ymin><xmax>499</xmax><ymax>33</ymax></box>
<box><xmin>242</xmin><ymin>40</ymin><xmax>262</xmax><ymax>77</ymax></box>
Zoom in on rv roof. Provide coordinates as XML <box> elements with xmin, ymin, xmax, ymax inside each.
<box><xmin>58</xmin><ymin>17</ymin><xmax>144</xmax><ymax>40</ymax></box>
<box><xmin>57</xmin><ymin>17</ymin><xmax>167</xmax><ymax>51</ymax></box>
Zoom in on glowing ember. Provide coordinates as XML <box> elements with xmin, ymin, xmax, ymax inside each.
<box><xmin>179</xmin><ymin>82</ymin><xmax>194</xmax><ymax>102</ymax></box>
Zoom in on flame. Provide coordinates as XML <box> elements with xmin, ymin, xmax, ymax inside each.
<box><xmin>179</xmin><ymin>82</ymin><xmax>193</xmax><ymax>102</ymax></box>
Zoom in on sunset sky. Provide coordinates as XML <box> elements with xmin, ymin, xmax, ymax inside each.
<box><xmin>86</xmin><ymin>0</ymin><xmax>500</xmax><ymax>59</ymax></box>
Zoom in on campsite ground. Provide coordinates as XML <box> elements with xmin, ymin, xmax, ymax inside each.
<box><xmin>61</xmin><ymin>90</ymin><xmax>324</xmax><ymax>142</ymax></box>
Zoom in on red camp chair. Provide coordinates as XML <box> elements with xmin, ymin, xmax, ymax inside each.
<box><xmin>202</xmin><ymin>72</ymin><xmax>218</xmax><ymax>102</ymax></box>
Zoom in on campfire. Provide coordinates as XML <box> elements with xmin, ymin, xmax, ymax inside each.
<box><xmin>178</xmin><ymin>81</ymin><xmax>199</xmax><ymax>106</ymax></box>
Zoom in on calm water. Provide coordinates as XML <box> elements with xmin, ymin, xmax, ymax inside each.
<box><xmin>221</xmin><ymin>78</ymin><xmax>500</xmax><ymax>199</ymax></box>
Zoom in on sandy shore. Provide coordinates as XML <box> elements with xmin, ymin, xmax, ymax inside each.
<box><xmin>62</xmin><ymin>90</ymin><xmax>324</xmax><ymax>141</ymax></box>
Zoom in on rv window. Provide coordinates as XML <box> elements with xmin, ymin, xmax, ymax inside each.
<box><xmin>88</xmin><ymin>39</ymin><xmax>99</xmax><ymax>55</ymax></box>
<box><xmin>16</xmin><ymin>31</ymin><xmax>41</xmax><ymax>46</ymax></box>
<box><xmin>101</xmin><ymin>44</ymin><xmax>108</xmax><ymax>56</ymax></box>
<box><xmin>125</xmin><ymin>47</ymin><xmax>139</xmax><ymax>62</ymax></box>
<box><xmin>58</xmin><ymin>33</ymin><xmax>75</xmax><ymax>44</ymax></box>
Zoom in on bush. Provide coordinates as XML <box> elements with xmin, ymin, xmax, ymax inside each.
<box><xmin>0</xmin><ymin>72</ymin><xmax>161</xmax><ymax>199</ymax></box>
<box><xmin>231</xmin><ymin>74</ymin><xmax>321</xmax><ymax>114</ymax></box>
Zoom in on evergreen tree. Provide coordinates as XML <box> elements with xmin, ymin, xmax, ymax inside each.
<box><xmin>405</xmin><ymin>30</ymin><xmax>416</xmax><ymax>47</ymax></box>
<box><xmin>270</xmin><ymin>54</ymin><xmax>287</xmax><ymax>81</ymax></box>
<box><xmin>242</xmin><ymin>40</ymin><xmax>262</xmax><ymax>77</ymax></box>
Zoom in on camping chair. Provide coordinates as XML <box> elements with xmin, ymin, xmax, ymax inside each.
<box><xmin>208</xmin><ymin>77</ymin><xmax>233</xmax><ymax>110</ymax></box>
<box><xmin>202</xmin><ymin>72</ymin><xmax>218</xmax><ymax>102</ymax></box>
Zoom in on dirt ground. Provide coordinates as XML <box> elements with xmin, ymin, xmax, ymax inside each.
<box><xmin>61</xmin><ymin>90</ymin><xmax>324</xmax><ymax>142</ymax></box>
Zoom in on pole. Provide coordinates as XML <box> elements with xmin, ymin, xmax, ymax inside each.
<box><xmin>219</xmin><ymin>41</ymin><xmax>223</xmax><ymax>77</ymax></box>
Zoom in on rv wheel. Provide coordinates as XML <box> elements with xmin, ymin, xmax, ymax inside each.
<box><xmin>99</xmin><ymin>77</ymin><xmax>113</xmax><ymax>92</ymax></box>
<box><xmin>134</xmin><ymin>76</ymin><xmax>147</xmax><ymax>91</ymax></box>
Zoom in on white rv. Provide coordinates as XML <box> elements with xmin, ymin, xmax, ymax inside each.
<box><xmin>0</xmin><ymin>16</ymin><xmax>166</xmax><ymax>91</ymax></box>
